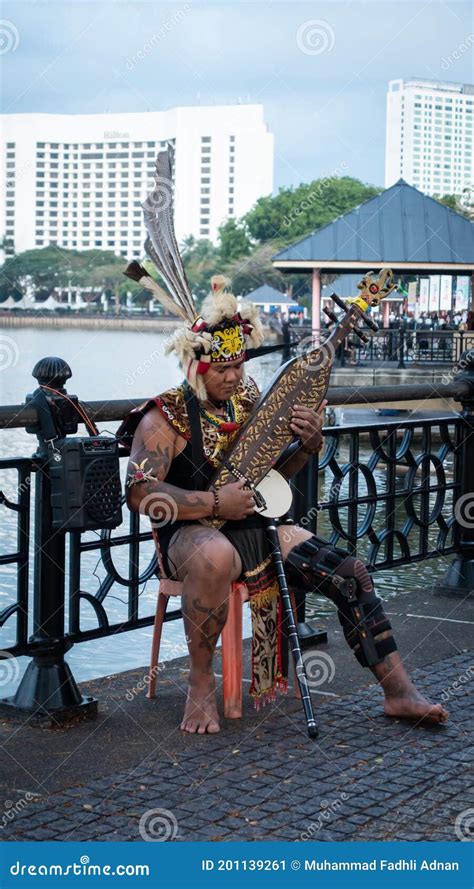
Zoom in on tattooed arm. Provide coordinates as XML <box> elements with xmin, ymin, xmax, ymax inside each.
<box><xmin>126</xmin><ymin>407</ymin><xmax>215</xmax><ymax>520</ymax></box>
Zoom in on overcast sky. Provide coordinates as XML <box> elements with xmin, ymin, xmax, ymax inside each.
<box><xmin>2</xmin><ymin>1</ymin><xmax>473</xmax><ymax>191</ymax></box>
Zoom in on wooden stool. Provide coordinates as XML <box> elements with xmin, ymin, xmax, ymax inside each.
<box><xmin>147</xmin><ymin>576</ymin><xmax>249</xmax><ymax>718</ymax></box>
<box><xmin>148</xmin><ymin>531</ymin><xmax>301</xmax><ymax>718</ymax></box>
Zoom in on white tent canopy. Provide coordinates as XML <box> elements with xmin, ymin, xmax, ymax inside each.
<box><xmin>31</xmin><ymin>295</ymin><xmax>62</xmax><ymax>310</ymax></box>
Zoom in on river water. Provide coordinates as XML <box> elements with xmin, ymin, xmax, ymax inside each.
<box><xmin>0</xmin><ymin>327</ymin><xmax>453</xmax><ymax>697</ymax></box>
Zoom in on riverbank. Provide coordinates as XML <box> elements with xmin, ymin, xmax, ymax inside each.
<box><xmin>0</xmin><ymin>312</ymin><xmax>180</xmax><ymax>332</ymax></box>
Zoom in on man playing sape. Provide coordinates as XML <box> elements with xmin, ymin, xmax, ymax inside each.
<box><xmin>119</xmin><ymin>274</ymin><xmax>448</xmax><ymax>735</ymax></box>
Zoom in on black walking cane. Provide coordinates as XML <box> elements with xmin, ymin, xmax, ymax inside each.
<box><xmin>264</xmin><ymin>518</ymin><xmax>319</xmax><ymax>739</ymax></box>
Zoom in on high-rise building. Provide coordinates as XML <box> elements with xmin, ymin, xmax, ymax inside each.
<box><xmin>385</xmin><ymin>78</ymin><xmax>473</xmax><ymax>196</ymax></box>
<box><xmin>0</xmin><ymin>105</ymin><xmax>273</xmax><ymax>258</ymax></box>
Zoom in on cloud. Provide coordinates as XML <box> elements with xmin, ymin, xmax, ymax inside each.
<box><xmin>2</xmin><ymin>0</ymin><xmax>472</xmax><ymax>189</ymax></box>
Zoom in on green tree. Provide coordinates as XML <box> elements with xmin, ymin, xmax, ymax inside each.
<box><xmin>224</xmin><ymin>243</ymin><xmax>288</xmax><ymax>296</ymax></box>
<box><xmin>181</xmin><ymin>237</ymin><xmax>221</xmax><ymax>303</ymax></box>
<box><xmin>218</xmin><ymin>219</ymin><xmax>251</xmax><ymax>263</ymax></box>
<box><xmin>244</xmin><ymin>177</ymin><xmax>382</xmax><ymax>244</ymax></box>
<box><xmin>437</xmin><ymin>191</ymin><xmax>473</xmax><ymax>220</ymax></box>
<box><xmin>0</xmin><ymin>247</ymin><xmax>128</xmax><ymax>305</ymax></box>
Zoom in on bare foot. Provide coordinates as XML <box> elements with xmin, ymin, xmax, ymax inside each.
<box><xmin>384</xmin><ymin>691</ymin><xmax>449</xmax><ymax>725</ymax></box>
<box><xmin>180</xmin><ymin>672</ymin><xmax>220</xmax><ymax>734</ymax></box>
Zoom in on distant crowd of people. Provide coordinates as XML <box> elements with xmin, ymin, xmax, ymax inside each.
<box><xmin>381</xmin><ymin>309</ymin><xmax>474</xmax><ymax>332</ymax></box>
<box><xmin>263</xmin><ymin>306</ymin><xmax>474</xmax><ymax>368</ymax></box>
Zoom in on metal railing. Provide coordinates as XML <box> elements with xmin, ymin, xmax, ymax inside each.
<box><xmin>287</xmin><ymin>328</ymin><xmax>474</xmax><ymax>369</ymax></box>
<box><xmin>0</xmin><ymin>351</ymin><xmax>473</xmax><ymax>725</ymax></box>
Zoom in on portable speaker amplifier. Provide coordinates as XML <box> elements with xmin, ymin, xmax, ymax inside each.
<box><xmin>49</xmin><ymin>437</ymin><xmax>123</xmax><ymax>531</ymax></box>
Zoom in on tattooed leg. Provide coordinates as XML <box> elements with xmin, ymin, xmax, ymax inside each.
<box><xmin>168</xmin><ymin>526</ymin><xmax>242</xmax><ymax>734</ymax></box>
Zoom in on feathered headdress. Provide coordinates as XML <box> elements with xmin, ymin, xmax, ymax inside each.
<box><xmin>124</xmin><ymin>145</ymin><xmax>263</xmax><ymax>400</ymax></box>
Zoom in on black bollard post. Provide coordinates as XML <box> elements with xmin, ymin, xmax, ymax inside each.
<box><xmin>397</xmin><ymin>328</ymin><xmax>406</xmax><ymax>369</ymax></box>
<box><xmin>0</xmin><ymin>358</ymin><xmax>98</xmax><ymax>725</ymax></box>
<box><xmin>438</xmin><ymin>349</ymin><xmax>474</xmax><ymax>597</ymax></box>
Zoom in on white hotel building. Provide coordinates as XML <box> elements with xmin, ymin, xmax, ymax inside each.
<box><xmin>385</xmin><ymin>78</ymin><xmax>473</xmax><ymax>196</ymax></box>
<box><xmin>0</xmin><ymin>105</ymin><xmax>273</xmax><ymax>258</ymax></box>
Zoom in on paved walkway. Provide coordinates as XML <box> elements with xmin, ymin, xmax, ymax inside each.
<box><xmin>0</xmin><ymin>588</ymin><xmax>472</xmax><ymax>843</ymax></box>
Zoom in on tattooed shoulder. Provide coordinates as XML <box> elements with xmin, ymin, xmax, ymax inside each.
<box><xmin>130</xmin><ymin>407</ymin><xmax>177</xmax><ymax>481</ymax></box>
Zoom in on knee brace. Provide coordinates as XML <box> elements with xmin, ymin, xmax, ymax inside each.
<box><xmin>284</xmin><ymin>535</ymin><xmax>397</xmax><ymax>667</ymax></box>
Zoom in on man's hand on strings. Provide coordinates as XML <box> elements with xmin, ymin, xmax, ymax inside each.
<box><xmin>290</xmin><ymin>400</ymin><xmax>328</xmax><ymax>453</ymax></box>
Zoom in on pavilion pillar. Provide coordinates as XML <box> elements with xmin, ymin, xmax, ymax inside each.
<box><xmin>311</xmin><ymin>268</ymin><xmax>321</xmax><ymax>340</ymax></box>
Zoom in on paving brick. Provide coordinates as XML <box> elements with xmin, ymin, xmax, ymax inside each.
<box><xmin>5</xmin><ymin>650</ymin><xmax>471</xmax><ymax>844</ymax></box>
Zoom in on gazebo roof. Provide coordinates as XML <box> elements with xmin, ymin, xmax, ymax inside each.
<box><xmin>244</xmin><ymin>284</ymin><xmax>298</xmax><ymax>304</ymax></box>
<box><xmin>273</xmin><ymin>179</ymin><xmax>474</xmax><ymax>274</ymax></box>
